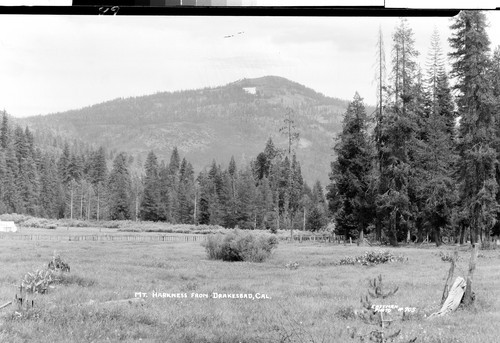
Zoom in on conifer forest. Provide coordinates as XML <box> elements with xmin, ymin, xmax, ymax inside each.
<box><xmin>2</xmin><ymin>11</ymin><xmax>500</xmax><ymax>247</ymax></box>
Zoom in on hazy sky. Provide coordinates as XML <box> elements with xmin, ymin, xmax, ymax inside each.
<box><xmin>1</xmin><ymin>12</ymin><xmax>500</xmax><ymax>118</ymax></box>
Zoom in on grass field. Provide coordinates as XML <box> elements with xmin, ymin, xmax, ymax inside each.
<box><xmin>0</xmin><ymin>235</ymin><xmax>499</xmax><ymax>343</ymax></box>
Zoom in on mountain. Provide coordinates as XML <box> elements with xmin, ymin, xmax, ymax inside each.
<box><xmin>19</xmin><ymin>76</ymin><xmax>370</xmax><ymax>185</ymax></box>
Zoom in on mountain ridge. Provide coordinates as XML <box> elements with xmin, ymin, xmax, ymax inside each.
<box><xmin>19</xmin><ymin>76</ymin><xmax>369</xmax><ymax>185</ymax></box>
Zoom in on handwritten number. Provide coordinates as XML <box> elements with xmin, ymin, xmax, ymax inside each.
<box><xmin>99</xmin><ymin>6</ymin><xmax>120</xmax><ymax>15</ymax></box>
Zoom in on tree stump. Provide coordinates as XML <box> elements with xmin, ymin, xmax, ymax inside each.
<box><xmin>441</xmin><ymin>250</ymin><xmax>458</xmax><ymax>305</ymax></box>
<box><xmin>462</xmin><ymin>243</ymin><xmax>479</xmax><ymax>307</ymax></box>
<box><xmin>429</xmin><ymin>277</ymin><xmax>466</xmax><ymax>318</ymax></box>
<box><xmin>357</xmin><ymin>230</ymin><xmax>364</xmax><ymax>246</ymax></box>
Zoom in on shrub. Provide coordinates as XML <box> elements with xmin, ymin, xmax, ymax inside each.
<box><xmin>48</xmin><ymin>251</ymin><xmax>70</xmax><ymax>272</ymax></box>
<box><xmin>21</xmin><ymin>268</ymin><xmax>57</xmax><ymax>294</ymax></box>
<box><xmin>101</xmin><ymin>221</ymin><xmax>121</xmax><ymax>229</ymax></box>
<box><xmin>202</xmin><ymin>233</ymin><xmax>225</xmax><ymax>260</ymax></box>
<box><xmin>22</xmin><ymin>217</ymin><xmax>50</xmax><ymax>228</ymax></box>
<box><xmin>21</xmin><ymin>252</ymin><xmax>71</xmax><ymax>294</ymax></box>
<box><xmin>202</xmin><ymin>230</ymin><xmax>278</xmax><ymax>262</ymax></box>
<box><xmin>0</xmin><ymin>213</ymin><xmax>31</xmax><ymax>224</ymax></box>
<box><xmin>338</xmin><ymin>250</ymin><xmax>407</xmax><ymax>266</ymax></box>
<box><xmin>335</xmin><ymin>305</ymin><xmax>357</xmax><ymax>320</ymax></box>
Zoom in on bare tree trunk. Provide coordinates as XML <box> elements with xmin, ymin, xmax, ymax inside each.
<box><xmin>135</xmin><ymin>194</ymin><xmax>139</xmax><ymax>222</ymax></box>
<box><xmin>463</xmin><ymin>243</ymin><xmax>479</xmax><ymax>307</ymax></box>
<box><xmin>435</xmin><ymin>227</ymin><xmax>442</xmax><ymax>247</ymax></box>
<box><xmin>303</xmin><ymin>207</ymin><xmax>306</xmax><ymax>231</ymax></box>
<box><xmin>193</xmin><ymin>188</ymin><xmax>197</xmax><ymax>225</ymax></box>
<box><xmin>402</xmin><ymin>37</ymin><xmax>406</xmax><ymax>115</ymax></box>
<box><xmin>70</xmin><ymin>184</ymin><xmax>74</xmax><ymax>220</ymax></box>
<box><xmin>87</xmin><ymin>184</ymin><xmax>91</xmax><ymax>221</ymax></box>
<box><xmin>459</xmin><ymin>223</ymin><xmax>466</xmax><ymax>245</ymax></box>
<box><xmin>80</xmin><ymin>183</ymin><xmax>84</xmax><ymax>219</ymax></box>
<box><xmin>395</xmin><ymin>49</ymin><xmax>399</xmax><ymax>106</ymax></box>
<box><xmin>97</xmin><ymin>187</ymin><xmax>100</xmax><ymax>222</ymax></box>
<box><xmin>357</xmin><ymin>229</ymin><xmax>364</xmax><ymax>246</ymax></box>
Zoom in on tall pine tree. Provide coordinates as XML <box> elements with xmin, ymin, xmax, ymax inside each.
<box><xmin>328</xmin><ymin>93</ymin><xmax>374</xmax><ymax>240</ymax></box>
<box><xmin>449</xmin><ymin>11</ymin><xmax>498</xmax><ymax>246</ymax></box>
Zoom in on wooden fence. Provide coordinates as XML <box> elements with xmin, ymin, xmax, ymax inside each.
<box><xmin>283</xmin><ymin>235</ymin><xmax>339</xmax><ymax>243</ymax></box>
<box><xmin>0</xmin><ymin>234</ymin><xmax>208</xmax><ymax>242</ymax></box>
<box><xmin>0</xmin><ymin>233</ymin><xmax>336</xmax><ymax>243</ymax></box>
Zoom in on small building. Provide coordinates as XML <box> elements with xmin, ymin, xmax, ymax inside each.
<box><xmin>0</xmin><ymin>221</ymin><xmax>18</xmax><ymax>233</ymax></box>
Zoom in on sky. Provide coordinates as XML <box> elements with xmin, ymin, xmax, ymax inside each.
<box><xmin>1</xmin><ymin>11</ymin><xmax>500</xmax><ymax>118</ymax></box>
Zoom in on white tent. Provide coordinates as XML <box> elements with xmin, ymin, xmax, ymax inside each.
<box><xmin>0</xmin><ymin>221</ymin><xmax>18</xmax><ymax>232</ymax></box>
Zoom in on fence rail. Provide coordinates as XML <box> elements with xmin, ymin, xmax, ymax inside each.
<box><xmin>0</xmin><ymin>233</ymin><xmax>336</xmax><ymax>243</ymax></box>
<box><xmin>0</xmin><ymin>234</ymin><xmax>208</xmax><ymax>242</ymax></box>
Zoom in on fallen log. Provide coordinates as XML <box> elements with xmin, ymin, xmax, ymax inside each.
<box><xmin>0</xmin><ymin>301</ymin><xmax>13</xmax><ymax>310</ymax></box>
<box><xmin>429</xmin><ymin>276</ymin><xmax>466</xmax><ymax>318</ymax></box>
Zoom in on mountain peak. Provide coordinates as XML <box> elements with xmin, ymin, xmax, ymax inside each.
<box><xmin>21</xmin><ymin>76</ymin><xmax>354</xmax><ymax>185</ymax></box>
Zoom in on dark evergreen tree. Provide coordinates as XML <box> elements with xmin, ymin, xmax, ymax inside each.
<box><xmin>89</xmin><ymin>146</ymin><xmax>107</xmax><ymax>220</ymax></box>
<box><xmin>0</xmin><ymin>151</ymin><xmax>7</xmax><ymax>213</ymax></box>
<box><xmin>167</xmin><ymin>148</ymin><xmax>181</xmax><ymax>223</ymax></box>
<box><xmin>391</xmin><ymin>18</ymin><xmax>419</xmax><ymax>111</ymax></box>
<box><xmin>492</xmin><ymin>46</ymin><xmax>500</xmax><ymax>238</ymax></box>
<box><xmin>0</xmin><ymin>112</ymin><xmax>9</xmax><ymax>150</ymax></box>
<box><xmin>139</xmin><ymin>151</ymin><xmax>162</xmax><ymax>221</ymax></box>
<box><xmin>449</xmin><ymin>11</ymin><xmax>498</xmax><ymax>246</ymax></box>
<box><xmin>3</xmin><ymin>140</ymin><xmax>21</xmax><ymax>213</ymax></box>
<box><xmin>40</xmin><ymin>154</ymin><xmax>64</xmax><ymax>218</ymax></box>
<box><xmin>329</xmin><ymin>93</ymin><xmax>374</xmax><ymax>241</ymax></box>
<box><xmin>255</xmin><ymin>177</ymin><xmax>274</xmax><ymax>230</ymax></box>
<box><xmin>108</xmin><ymin>152</ymin><xmax>132</xmax><ymax>220</ymax></box>
<box><xmin>405</xmin><ymin>30</ymin><xmax>458</xmax><ymax>246</ymax></box>
<box><xmin>178</xmin><ymin>160</ymin><xmax>195</xmax><ymax>224</ymax></box>
<box><xmin>197</xmin><ymin>171</ymin><xmax>212</xmax><ymax>225</ymax></box>
<box><xmin>306</xmin><ymin>181</ymin><xmax>328</xmax><ymax>232</ymax></box>
<box><xmin>235</xmin><ymin>168</ymin><xmax>257</xmax><ymax>229</ymax></box>
<box><xmin>158</xmin><ymin>161</ymin><xmax>170</xmax><ymax>221</ymax></box>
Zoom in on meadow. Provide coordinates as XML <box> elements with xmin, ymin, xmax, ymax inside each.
<box><xmin>0</xmin><ymin>230</ymin><xmax>499</xmax><ymax>343</ymax></box>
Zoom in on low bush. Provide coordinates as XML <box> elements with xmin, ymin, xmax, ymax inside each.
<box><xmin>118</xmin><ymin>222</ymin><xmax>226</xmax><ymax>234</ymax></box>
<box><xmin>21</xmin><ymin>252</ymin><xmax>72</xmax><ymax>294</ymax></box>
<box><xmin>48</xmin><ymin>251</ymin><xmax>71</xmax><ymax>272</ymax></box>
<box><xmin>202</xmin><ymin>229</ymin><xmax>278</xmax><ymax>262</ymax></box>
<box><xmin>335</xmin><ymin>305</ymin><xmax>357</xmax><ymax>320</ymax></box>
<box><xmin>101</xmin><ymin>221</ymin><xmax>122</xmax><ymax>229</ymax></box>
<box><xmin>338</xmin><ymin>250</ymin><xmax>407</xmax><ymax>266</ymax></box>
<box><xmin>21</xmin><ymin>268</ymin><xmax>58</xmax><ymax>294</ymax></box>
<box><xmin>0</xmin><ymin>213</ymin><xmax>32</xmax><ymax>224</ymax></box>
<box><xmin>21</xmin><ymin>217</ymin><xmax>50</xmax><ymax>228</ymax></box>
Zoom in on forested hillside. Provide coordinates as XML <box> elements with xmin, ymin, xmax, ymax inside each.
<box><xmin>19</xmin><ymin>76</ymin><xmax>357</xmax><ymax>186</ymax></box>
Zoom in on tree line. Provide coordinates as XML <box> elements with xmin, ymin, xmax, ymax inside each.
<box><xmin>0</xmin><ymin>112</ymin><xmax>328</xmax><ymax>231</ymax></box>
<box><xmin>328</xmin><ymin>12</ymin><xmax>500</xmax><ymax>246</ymax></box>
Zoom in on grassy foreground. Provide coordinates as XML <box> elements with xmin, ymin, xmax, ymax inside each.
<box><xmin>0</xmin><ymin>238</ymin><xmax>499</xmax><ymax>343</ymax></box>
